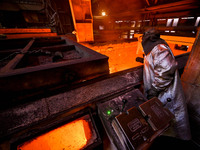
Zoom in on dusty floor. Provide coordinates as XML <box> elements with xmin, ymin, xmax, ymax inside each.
<box><xmin>82</xmin><ymin>41</ymin><xmax>192</xmax><ymax>73</ymax></box>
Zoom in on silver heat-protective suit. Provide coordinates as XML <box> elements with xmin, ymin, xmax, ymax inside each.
<box><xmin>143</xmin><ymin>44</ymin><xmax>191</xmax><ymax>140</ymax></box>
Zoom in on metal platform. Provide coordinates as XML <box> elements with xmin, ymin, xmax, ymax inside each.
<box><xmin>0</xmin><ymin>36</ymin><xmax>109</xmax><ymax>103</ymax></box>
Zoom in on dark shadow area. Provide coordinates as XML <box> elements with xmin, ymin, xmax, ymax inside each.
<box><xmin>149</xmin><ymin>136</ymin><xmax>200</xmax><ymax>150</ymax></box>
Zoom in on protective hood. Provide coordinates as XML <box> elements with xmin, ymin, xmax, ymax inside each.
<box><xmin>142</xmin><ymin>29</ymin><xmax>168</xmax><ymax>55</ymax></box>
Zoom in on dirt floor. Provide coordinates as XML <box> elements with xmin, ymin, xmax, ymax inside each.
<box><xmin>82</xmin><ymin>41</ymin><xmax>192</xmax><ymax>73</ymax></box>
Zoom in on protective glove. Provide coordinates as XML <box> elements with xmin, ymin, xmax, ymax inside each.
<box><xmin>136</xmin><ymin>57</ymin><xmax>144</xmax><ymax>63</ymax></box>
<box><xmin>147</xmin><ymin>86</ymin><xmax>159</xmax><ymax>100</ymax></box>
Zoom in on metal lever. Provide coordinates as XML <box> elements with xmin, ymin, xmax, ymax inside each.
<box><xmin>121</xmin><ymin>99</ymin><xmax>128</xmax><ymax>113</ymax></box>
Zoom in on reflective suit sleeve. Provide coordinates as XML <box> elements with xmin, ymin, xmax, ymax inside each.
<box><xmin>152</xmin><ymin>45</ymin><xmax>178</xmax><ymax>92</ymax></box>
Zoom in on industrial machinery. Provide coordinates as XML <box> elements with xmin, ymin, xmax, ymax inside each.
<box><xmin>98</xmin><ymin>89</ymin><xmax>174</xmax><ymax>150</ymax></box>
<box><xmin>0</xmin><ymin>0</ymin><xmax>200</xmax><ymax>150</ymax></box>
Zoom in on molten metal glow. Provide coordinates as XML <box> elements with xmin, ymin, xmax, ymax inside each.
<box><xmin>17</xmin><ymin>119</ymin><xmax>92</xmax><ymax>150</ymax></box>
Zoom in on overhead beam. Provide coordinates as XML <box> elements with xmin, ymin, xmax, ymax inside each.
<box><xmin>113</xmin><ymin>0</ymin><xmax>200</xmax><ymax>19</ymax></box>
<box><xmin>0</xmin><ymin>29</ymin><xmax>52</xmax><ymax>34</ymax></box>
<box><xmin>6</xmin><ymin>33</ymin><xmax>58</xmax><ymax>39</ymax></box>
<box><xmin>141</xmin><ymin>0</ymin><xmax>199</xmax><ymax>12</ymax></box>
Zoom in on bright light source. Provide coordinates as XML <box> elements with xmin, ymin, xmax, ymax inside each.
<box><xmin>17</xmin><ymin>118</ymin><xmax>94</xmax><ymax>150</ymax></box>
<box><xmin>107</xmin><ymin>110</ymin><xmax>111</xmax><ymax>115</ymax></box>
<box><xmin>102</xmin><ymin>11</ymin><xmax>106</xmax><ymax>16</ymax></box>
<box><xmin>157</xmin><ymin>19</ymin><xmax>166</xmax><ymax>21</ymax></box>
<box><xmin>181</xmin><ymin>17</ymin><xmax>194</xmax><ymax>19</ymax></box>
<box><xmin>72</xmin><ymin>30</ymin><xmax>76</xmax><ymax>34</ymax></box>
<box><xmin>166</xmin><ymin>19</ymin><xmax>173</xmax><ymax>27</ymax></box>
<box><xmin>195</xmin><ymin>17</ymin><xmax>200</xmax><ymax>26</ymax></box>
<box><xmin>172</xmin><ymin>18</ymin><xmax>179</xmax><ymax>27</ymax></box>
<box><xmin>99</xmin><ymin>25</ymin><xmax>104</xmax><ymax>30</ymax></box>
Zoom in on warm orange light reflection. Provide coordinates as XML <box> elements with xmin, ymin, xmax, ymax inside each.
<box><xmin>18</xmin><ymin>119</ymin><xmax>92</xmax><ymax>150</ymax></box>
<box><xmin>82</xmin><ymin>42</ymin><xmax>142</xmax><ymax>73</ymax></box>
<box><xmin>82</xmin><ymin>41</ymin><xmax>192</xmax><ymax>73</ymax></box>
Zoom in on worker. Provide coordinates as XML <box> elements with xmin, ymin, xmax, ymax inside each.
<box><xmin>140</xmin><ymin>28</ymin><xmax>191</xmax><ymax>140</ymax></box>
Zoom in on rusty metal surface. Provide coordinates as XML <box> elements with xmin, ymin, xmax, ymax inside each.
<box><xmin>69</xmin><ymin>0</ymin><xmax>94</xmax><ymax>42</ymax></box>
<box><xmin>0</xmin><ymin>36</ymin><xmax>109</xmax><ymax>103</ymax></box>
<box><xmin>0</xmin><ymin>49</ymin><xmax>190</xmax><ymax>149</ymax></box>
<box><xmin>0</xmin><ymin>66</ymin><xmax>143</xmax><ymax>142</ymax></box>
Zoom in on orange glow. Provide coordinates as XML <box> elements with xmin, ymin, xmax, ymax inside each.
<box><xmin>0</xmin><ymin>28</ymin><xmax>52</xmax><ymax>34</ymax></box>
<box><xmin>82</xmin><ymin>39</ymin><xmax>192</xmax><ymax>73</ymax></box>
<box><xmin>69</xmin><ymin>0</ymin><xmax>94</xmax><ymax>42</ymax></box>
<box><xmin>0</xmin><ymin>28</ymin><xmax>57</xmax><ymax>39</ymax></box>
<box><xmin>82</xmin><ymin>42</ymin><xmax>143</xmax><ymax>73</ymax></box>
<box><xmin>17</xmin><ymin>119</ymin><xmax>92</xmax><ymax>150</ymax></box>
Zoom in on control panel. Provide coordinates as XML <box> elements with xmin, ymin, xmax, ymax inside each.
<box><xmin>97</xmin><ymin>88</ymin><xmax>173</xmax><ymax>150</ymax></box>
<box><xmin>97</xmin><ymin>89</ymin><xmax>148</xmax><ymax>150</ymax></box>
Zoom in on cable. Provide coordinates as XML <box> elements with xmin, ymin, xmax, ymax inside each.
<box><xmin>0</xmin><ymin>52</ymin><xmax>20</xmax><ymax>62</ymax></box>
